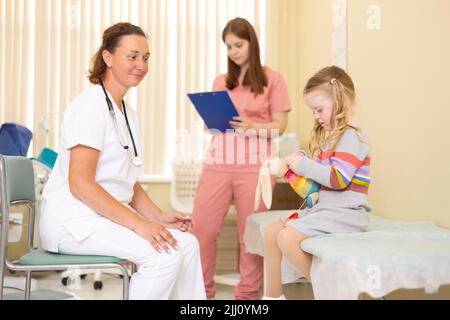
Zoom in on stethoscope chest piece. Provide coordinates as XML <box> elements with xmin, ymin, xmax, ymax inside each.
<box><xmin>132</xmin><ymin>155</ymin><xmax>143</xmax><ymax>167</ymax></box>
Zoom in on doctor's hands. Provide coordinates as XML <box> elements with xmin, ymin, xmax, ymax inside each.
<box><xmin>159</xmin><ymin>212</ymin><xmax>193</xmax><ymax>232</ymax></box>
<box><xmin>134</xmin><ymin>221</ymin><xmax>178</xmax><ymax>254</ymax></box>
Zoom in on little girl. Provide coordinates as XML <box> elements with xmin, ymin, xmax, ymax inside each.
<box><xmin>262</xmin><ymin>66</ymin><xmax>371</xmax><ymax>299</ymax></box>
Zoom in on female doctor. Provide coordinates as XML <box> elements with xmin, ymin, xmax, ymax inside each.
<box><xmin>39</xmin><ymin>22</ymin><xmax>206</xmax><ymax>300</ymax></box>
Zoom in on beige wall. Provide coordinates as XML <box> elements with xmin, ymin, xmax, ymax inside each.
<box><xmin>347</xmin><ymin>0</ymin><xmax>450</xmax><ymax>227</ymax></box>
<box><xmin>144</xmin><ymin>183</ymin><xmax>172</xmax><ymax>212</ymax></box>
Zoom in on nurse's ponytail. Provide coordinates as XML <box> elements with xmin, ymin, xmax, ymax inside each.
<box><xmin>88</xmin><ymin>22</ymin><xmax>146</xmax><ymax>84</ymax></box>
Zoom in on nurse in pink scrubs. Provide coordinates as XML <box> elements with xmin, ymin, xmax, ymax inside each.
<box><xmin>192</xmin><ymin>17</ymin><xmax>292</xmax><ymax>300</ymax></box>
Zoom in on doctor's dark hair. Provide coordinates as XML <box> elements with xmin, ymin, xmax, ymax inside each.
<box><xmin>88</xmin><ymin>22</ymin><xmax>147</xmax><ymax>84</ymax></box>
<box><xmin>222</xmin><ymin>18</ymin><xmax>267</xmax><ymax>95</ymax></box>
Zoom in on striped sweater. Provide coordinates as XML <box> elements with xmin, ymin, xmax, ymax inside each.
<box><xmin>294</xmin><ymin>128</ymin><xmax>371</xmax><ymax>195</ymax></box>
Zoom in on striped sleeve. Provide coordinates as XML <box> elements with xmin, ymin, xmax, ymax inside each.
<box><xmin>294</xmin><ymin>129</ymin><xmax>370</xmax><ymax>190</ymax></box>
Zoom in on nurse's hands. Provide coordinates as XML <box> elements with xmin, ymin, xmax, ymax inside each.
<box><xmin>159</xmin><ymin>212</ymin><xmax>193</xmax><ymax>232</ymax></box>
<box><xmin>229</xmin><ymin>116</ymin><xmax>256</xmax><ymax>134</ymax></box>
<box><xmin>134</xmin><ymin>221</ymin><xmax>178</xmax><ymax>254</ymax></box>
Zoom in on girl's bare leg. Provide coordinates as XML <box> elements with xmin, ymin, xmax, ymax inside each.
<box><xmin>277</xmin><ymin>227</ymin><xmax>312</xmax><ymax>281</ymax></box>
<box><xmin>263</xmin><ymin>220</ymin><xmax>285</xmax><ymax>298</ymax></box>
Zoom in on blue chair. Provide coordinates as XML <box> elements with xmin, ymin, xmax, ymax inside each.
<box><xmin>0</xmin><ymin>123</ymin><xmax>32</xmax><ymax>157</ymax></box>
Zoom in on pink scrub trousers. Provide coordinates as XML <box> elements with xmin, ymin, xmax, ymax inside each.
<box><xmin>192</xmin><ymin>167</ymin><xmax>272</xmax><ymax>300</ymax></box>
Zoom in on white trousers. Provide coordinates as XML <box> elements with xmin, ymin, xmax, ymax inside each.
<box><xmin>58</xmin><ymin>217</ymin><xmax>206</xmax><ymax>300</ymax></box>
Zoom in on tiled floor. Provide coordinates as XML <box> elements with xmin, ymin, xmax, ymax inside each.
<box><xmin>3</xmin><ymin>271</ymin><xmax>315</xmax><ymax>300</ymax></box>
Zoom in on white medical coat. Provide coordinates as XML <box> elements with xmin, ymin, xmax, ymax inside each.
<box><xmin>40</xmin><ymin>85</ymin><xmax>141</xmax><ymax>253</ymax></box>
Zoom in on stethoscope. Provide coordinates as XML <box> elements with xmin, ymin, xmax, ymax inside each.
<box><xmin>100</xmin><ymin>81</ymin><xmax>143</xmax><ymax>167</ymax></box>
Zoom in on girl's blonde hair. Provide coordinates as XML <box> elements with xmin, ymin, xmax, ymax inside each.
<box><xmin>304</xmin><ymin>66</ymin><xmax>359</xmax><ymax>157</ymax></box>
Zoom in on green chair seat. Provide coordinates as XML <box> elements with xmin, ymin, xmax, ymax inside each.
<box><xmin>19</xmin><ymin>248</ymin><xmax>125</xmax><ymax>265</ymax></box>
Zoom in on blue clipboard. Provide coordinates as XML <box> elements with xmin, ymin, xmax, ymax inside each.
<box><xmin>187</xmin><ymin>91</ymin><xmax>240</xmax><ymax>133</ymax></box>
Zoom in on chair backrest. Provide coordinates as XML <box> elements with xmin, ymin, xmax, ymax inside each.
<box><xmin>0</xmin><ymin>156</ymin><xmax>36</xmax><ymax>206</ymax></box>
<box><xmin>169</xmin><ymin>161</ymin><xmax>203</xmax><ymax>214</ymax></box>
<box><xmin>0</xmin><ymin>123</ymin><xmax>32</xmax><ymax>157</ymax></box>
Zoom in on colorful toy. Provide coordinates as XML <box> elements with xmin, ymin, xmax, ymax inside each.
<box><xmin>254</xmin><ymin>157</ymin><xmax>320</xmax><ymax>211</ymax></box>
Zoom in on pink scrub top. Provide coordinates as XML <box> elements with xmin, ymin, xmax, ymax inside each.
<box><xmin>203</xmin><ymin>66</ymin><xmax>291</xmax><ymax>173</ymax></box>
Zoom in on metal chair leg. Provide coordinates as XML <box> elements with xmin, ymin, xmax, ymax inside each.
<box><xmin>131</xmin><ymin>263</ymin><xmax>137</xmax><ymax>274</ymax></box>
<box><xmin>25</xmin><ymin>270</ymin><xmax>32</xmax><ymax>300</ymax></box>
<box><xmin>0</xmin><ymin>262</ymin><xmax>4</xmax><ymax>299</ymax></box>
<box><xmin>119</xmin><ymin>266</ymin><xmax>130</xmax><ymax>300</ymax></box>
<box><xmin>0</xmin><ymin>241</ymin><xmax>6</xmax><ymax>300</ymax></box>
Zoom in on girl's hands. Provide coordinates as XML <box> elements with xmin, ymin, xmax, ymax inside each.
<box><xmin>134</xmin><ymin>221</ymin><xmax>178</xmax><ymax>254</ymax></box>
<box><xmin>284</xmin><ymin>151</ymin><xmax>305</xmax><ymax>170</ymax></box>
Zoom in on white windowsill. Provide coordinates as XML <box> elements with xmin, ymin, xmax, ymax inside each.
<box><xmin>139</xmin><ymin>174</ymin><xmax>173</xmax><ymax>184</ymax></box>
